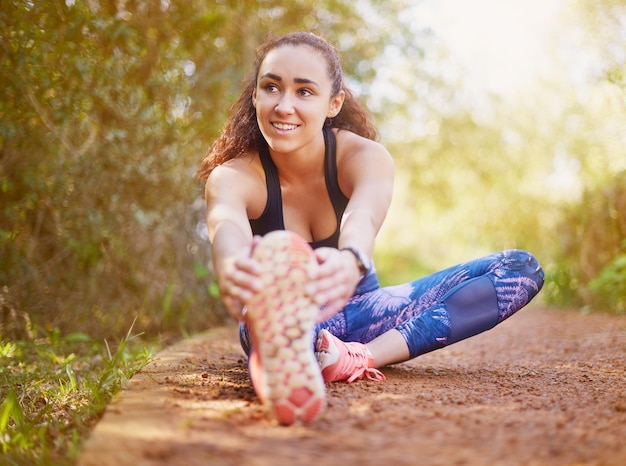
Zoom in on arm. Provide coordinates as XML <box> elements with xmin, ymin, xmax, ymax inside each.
<box><xmin>205</xmin><ymin>163</ymin><xmax>263</xmax><ymax>320</ymax></box>
<box><xmin>338</xmin><ymin>138</ymin><xmax>394</xmax><ymax>255</ymax></box>
<box><xmin>312</xmin><ymin>134</ymin><xmax>395</xmax><ymax>320</ymax></box>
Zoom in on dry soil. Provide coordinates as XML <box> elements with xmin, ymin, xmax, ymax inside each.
<box><xmin>78</xmin><ymin>305</ymin><xmax>626</xmax><ymax>466</ymax></box>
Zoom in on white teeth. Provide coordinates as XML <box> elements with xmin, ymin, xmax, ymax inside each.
<box><xmin>273</xmin><ymin>123</ymin><xmax>298</xmax><ymax>130</ymax></box>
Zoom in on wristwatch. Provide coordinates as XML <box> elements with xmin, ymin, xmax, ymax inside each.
<box><xmin>340</xmin><ymin>246</ymin><xmax>372</xmax><ymax>277</ymax></box>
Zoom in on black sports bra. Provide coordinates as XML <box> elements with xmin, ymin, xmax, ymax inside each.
<box><xmin>249</xmin><ymin>127</ymin><xmax>349</xmax><ymax>249</ymax></box>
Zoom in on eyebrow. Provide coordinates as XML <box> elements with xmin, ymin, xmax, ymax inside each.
<box><xmin>260</xmin><ymin>72</ymin><xmax>319</xmax><ymax>87</ymax></box>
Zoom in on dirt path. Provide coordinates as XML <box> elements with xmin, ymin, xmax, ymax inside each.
<box><xmin>78</xmin><ymin>306</ymin><xmax>626</xmax><ymax>466</ymax></box>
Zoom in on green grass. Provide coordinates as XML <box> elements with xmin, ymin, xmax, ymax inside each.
<box><xmin>0</xmin><ymin>324</ymin><xmax>155</xmax><ymax>465</ymax></box>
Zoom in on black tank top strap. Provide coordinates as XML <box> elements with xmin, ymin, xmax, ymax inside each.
<box><xmin>323</xmin><ymin>127</ymin><xmax>349</xmax><ymax>225</ymax></box>
<box><xmin>249</xmin><ymin>142</ymin><xmax>284</xmax><ymax>235</ymax></box>
<box><xmin>311</xmin><ymin>127</ymin><xmax>349</xmax><ymax>248</ymax></box>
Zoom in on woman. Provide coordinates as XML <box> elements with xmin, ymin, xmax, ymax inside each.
<box><xmin>196</xmin><ymin>32</ymin><xmax>544</xmax><ymax>425</ymax></box>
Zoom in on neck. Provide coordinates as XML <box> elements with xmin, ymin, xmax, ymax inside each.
<box><xmin>268</xmin><ymin>131</ymin><xmax>326</xmax><ymax>181</ymax></box>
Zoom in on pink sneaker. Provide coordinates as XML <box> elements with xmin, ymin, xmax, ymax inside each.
<box><xmin>245</xmin><ymin>231</ymin><xmax>325</xmax><ymax>425</ymax></box>
<box><xmin>315</xmin><ymin>329</ymin><xmax>386</xmax><ymax>383</ymax></box>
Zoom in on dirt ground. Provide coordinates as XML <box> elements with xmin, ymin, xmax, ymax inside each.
<box><xmin>78</xmin><ymin>305</ymin><xmax>626</xmax><ymax>466</ymax></box>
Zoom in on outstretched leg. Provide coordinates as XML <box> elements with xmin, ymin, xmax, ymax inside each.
<box><xmin>243</xmin><ymin>231</ymin><xmax>326</xmax><ymax>424</ymax></box>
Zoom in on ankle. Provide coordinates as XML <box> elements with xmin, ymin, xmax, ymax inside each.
<box><xmin>316</xmin><ymin>330</ymin><xmax>386</xmax><ymax>383</ymax></box>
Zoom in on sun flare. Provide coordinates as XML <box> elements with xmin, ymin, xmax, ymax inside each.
<box><xmin>416</xmin><ymin>0</ymin><xmax>564</xmax><ymax>95</ymax></box>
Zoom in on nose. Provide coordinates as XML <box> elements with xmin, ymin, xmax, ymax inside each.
<box><xmin>274</xmin><ymin>92</ymin><xmax>295</xmax><ymax>114</ymax></box>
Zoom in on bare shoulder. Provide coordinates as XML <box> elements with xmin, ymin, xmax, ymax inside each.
<box><xmin>334</xmin><ymin>129</ymin><xmax>393</xmax><ymax>166</ymax></box>
<box><xmin>333</xmin><ymin>130</ymin><xmax>394</xmax><ymax>196</ymax></box>
<box><xmin>205</xmin><ymin>152</ymin><xmax>265</xmax><ymax>210</ymax></box>
<box><xmin>334</xmin><ymin>129</ymin><xmax>394</xmax><ymax>176</ymax></box>
<box><xmin>207</xmin><ymin>152</ymin><xmax>259</xmax><ymax>188</ymax></box>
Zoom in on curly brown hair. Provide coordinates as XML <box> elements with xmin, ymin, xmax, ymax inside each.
<box><xmin>195</xmin><ymin>32</ymin><xmax>377</xmax><ymax>181</ymax></box>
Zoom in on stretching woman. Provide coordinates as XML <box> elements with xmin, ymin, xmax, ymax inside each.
<box><xmin>195</xmin><ymin>32</ymin><xmax>544</xmax><ymax>425</ymax></box>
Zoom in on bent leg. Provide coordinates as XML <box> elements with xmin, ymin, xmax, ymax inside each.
<box><xmin>366</xmin><ymin>276</ymin><xmax>499</xmax><ymax>365</ymax></box>
<box><xmin>327</xmin><ymin>249</ymin><xmax>544</xmax><ymax>362</ymax></box>
<box><xmin>445</xmin><ymin>276</ymin><xmax>499</xmax><ymax>344</ymax></box>
<box><xmin>396</xmin><ymin>249</ymin><xmax>544</xmax><ymax>359</ymax></box>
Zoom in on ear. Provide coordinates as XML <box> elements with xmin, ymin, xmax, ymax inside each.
<box><xmin>252</xmin><ymin>89</ymin><xmax>257</xmax><ymax>107</ymax></box>
<box><xmin>327</xmin><ymin>89</ymin><xmax>345</xmax><ymax>118</ymax></box>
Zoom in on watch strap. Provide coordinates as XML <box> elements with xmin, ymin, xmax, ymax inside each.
<box><xmin>340</xmin><ymin>246</ymin><xmax>371</xmax><ymax>276</ymax></box>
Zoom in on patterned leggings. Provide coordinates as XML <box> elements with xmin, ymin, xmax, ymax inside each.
<box><xmin>240</xmin><ymin>249</ymin><xmax>544</xmax><ymax>360</ymax></box>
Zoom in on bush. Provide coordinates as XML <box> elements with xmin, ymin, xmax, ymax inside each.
<box><xmin>0</xmin><ymin>0</ymin><xmax>409</xmax><ymax>340</ymax></box>
<box><xmin>544</xmin><ymin>171</ymin><xmax>626</xmax><ymax>313</ymax></box>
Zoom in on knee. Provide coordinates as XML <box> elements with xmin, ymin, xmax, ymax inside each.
<box><xmin>506</xmin><ymin>249</ymin><xmax>545</xmax><ymax>291</ymax></box>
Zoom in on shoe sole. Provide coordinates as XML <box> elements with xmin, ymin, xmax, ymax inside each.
<box><xmin>245</xmin><ymin>231</ymin><xmax>325</xmax><ymax>425</ymax></box>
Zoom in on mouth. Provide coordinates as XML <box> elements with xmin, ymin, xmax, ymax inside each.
<box><xmin>271</xmin><ymin>122</ymin><xmax>299</xmax><ymax>132</ymax></box>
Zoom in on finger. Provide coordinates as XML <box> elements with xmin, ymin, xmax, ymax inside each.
<box><xmin>225</xmin><ymin>280</ymin><xmax>259</xmax><ymax>306</ymax></box>
<box><xmin>310</xmin><ymin>248</ymin><xmax>337</xmax><ymax>278</ymax></box>
<box><xmin>225</xmin><ymin>263</ymin><xmax>264</xmax><ymax>296</ymax></box>
<box><xmin>235</xmin><ymin>256</ymin><xmax>263</xmax><ymax>276</ymax></box>
<box><xmin>311</xmin><ymin>281</ymin><xmax>353</xmax><ymax>308</ymax></box>
<box><xmin>309</xmin><ymin>273</ymin><xmax>353</xmax><ymax>303</ymax></box>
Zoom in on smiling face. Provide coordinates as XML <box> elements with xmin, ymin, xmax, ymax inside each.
<box><xmin>252</xmin><ymin>45</ymin><xmax>345</xmax><ymax>157</ymax></box>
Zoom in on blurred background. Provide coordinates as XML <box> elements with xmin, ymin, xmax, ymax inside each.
<box><xmin>1</xmin><ymin>0</ymin><xmax>625</xmax><ymax>341</ymax></box>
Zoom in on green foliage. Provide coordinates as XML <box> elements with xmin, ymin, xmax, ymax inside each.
<box><xmin>544</xmin><ymin>173</ymin><xmax>626</xmax><ymax>313</ymax></box>
<box><xmin>0</xmin><ymin>3</ymin><xmax>416</xmax><ymax>459</ymax></box>
<box><xmin>0</xmin><ymin>0</ymin><xmax>411</xmax><ymax>340</ymax></box>
<box><xmin>379</xmin><ymin>98</ymin><xmax>564</xmax><ymax>275</ymax></box>
<box><xmin>0</xmin><ymin>326</ymin><xmax>153</xmax><ymax>465</ymax></box>
<box><xmin>589</xmin><ymin>249</ymin><xmax>626</xmax><ymax>312</ymax></box>
<box><xmin>574</xmin><ymin>0</ymin><xmax>626</xmax><ymax>94</ymax></box>
<box><xmin>375</xmin><ymin>0</ymin><xmax>626</xmax><ymax>308</ymax></box>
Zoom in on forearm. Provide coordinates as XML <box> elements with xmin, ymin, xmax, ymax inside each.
<box><xmin>338</xmin><ymin>207</ymin><xmax>383</xmax><ymax>257</ymax></box>
<box><xmin>210</xmin><ymin>220</ymin><xmax>254</xmax><ymax>280</ymax></box>
<box><xmin>208</xmin><ymin>219</ymin><xmax>261</xmax><ymax>320</ymax></box>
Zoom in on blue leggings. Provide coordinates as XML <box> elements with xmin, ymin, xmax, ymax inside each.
<box><xmin>240</xmin><ymin>249</ymin><xmax>544</xmax><ymax>360</ymax></box>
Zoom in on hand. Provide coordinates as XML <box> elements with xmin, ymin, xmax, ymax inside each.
<box><xmin>217</xmin><ymin>238</ymin><xmax>263</xmax><ymax>321</ymax></box>
<box><xmin>306</xmin><ymin>247</ymin><xmax>362</xmax><ymax>322</ymax></box>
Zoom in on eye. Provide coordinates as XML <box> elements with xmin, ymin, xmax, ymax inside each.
<box><xmin>264</xmin><ymin>83</ymin><xmax>279</xmax><ymax>93</ymax></box>
<box><xmin>298</xmin><ymin>88</ymin><xmax>313</xmax><ymax>97</ymax></box>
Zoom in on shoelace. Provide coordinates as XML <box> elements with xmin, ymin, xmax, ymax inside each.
<box><xmin>341</xmin><ymin>343</ymin><xmax>386</xmax><ymax>383</ymax></box>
